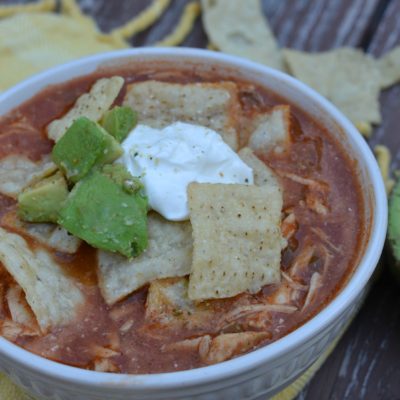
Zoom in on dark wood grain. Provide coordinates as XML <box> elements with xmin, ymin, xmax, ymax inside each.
<box><xmin>1</xmin><ymin>1</ymin><xmax>400</xmax><ymax>399</ymax></box>
<box><xmin>263</xmin><ymin>0</ymin><xmax>382</xmax><ymax>50</ymax></box>
<box><xmin>368</xmin><ymin>0</ymin><xmax>400</xmax><ymax>172</ymax></box>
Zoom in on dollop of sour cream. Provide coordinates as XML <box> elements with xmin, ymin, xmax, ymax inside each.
<box><xmin>119</xmin><ymin>122</ymin><xmax>253</xmax><ymax>221</ymax></box>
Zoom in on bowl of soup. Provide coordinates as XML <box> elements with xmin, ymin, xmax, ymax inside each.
<box><xmin>0</xmin><ymin>48</ymin><xmax>387</xmax><ymax>400</ymax></box>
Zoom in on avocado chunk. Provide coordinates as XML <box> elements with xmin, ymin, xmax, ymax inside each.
<box><xmin>58</xmin><ymin>167</ymin><xmax>148</xmax><ymax>258</ymax></box>
<box><xmin>18</xmin><ymin>171</ymin><xmax>69</xmax><ymax>223</ymax></box>
<box><xmin>389</xmin><ymin>179</ymin><xmax>400</xmax><ymax>280</ymax></box>
<box><xmin>101</xmin><ymin>106</ymin><xmax>137</xmax><ymax>143</ymax></box>
<box><xmin>102</xmin><ymin>164</ymin><xmax>143</xmax><ymax>194</ymax></box>
<box><xmin>52</xmin><ymin>117</ymin><xmax>122</xmax><ymax>183</ymax></box>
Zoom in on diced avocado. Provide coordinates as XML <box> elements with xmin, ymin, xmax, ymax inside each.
<box><xmin>98</xmin><ymin>127</ymin><xmax>123</xmax><ymax>165</ymax></box>
<box><xmin>101</xmin><ymin>106</ymin><xmax>137</xmax><ymax>143</ymax></box>
<box><xmin>52</xmin><ymin>117</ymin><xmax>122</xmax><ymax>183</ymax></box>
<box><xmin>58</xmin><ymin>168</ymin><xmax>148</xmax><ymax>258</ymax></box>
<box><xmin>18</xmin><ymin>171</ymin><xmax>69</xmax><ymax>223</ymax></box>
<box><xmin>389</xmin><ymin>179</ymin><xmax>400</xmax><ymax>281</ymax></box>
<box><xmin>102</xmin><ymin>164</ymin><xmax>143</xmax><ymax>194</ymax></box>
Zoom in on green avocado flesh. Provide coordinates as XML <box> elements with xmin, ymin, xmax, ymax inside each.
<box><xmin>101</xmin><ymin>106</ymin><xmax>137</xmax><ymax>143</ymax></box>
<box><xmin>18</xmin><ymin>171</ymin><xmax>69</xmax><ymax>223</ymax></box>
<box><xmin>102</xmin><ymin>164</ymin><xmax>143</xmax><ymax>194</ymax></box>
<box><xmin>52</xmin><ymin>117</ymin><xmax>122</xmax><ymax>183</ymax></box>
<box><xmin>389</xmin><ymin>180</ymin><xmax>400</xmax><ymax>264</ymax></box>
<box><xmin>58</xmin><ymin>167</ymin><xmax>148</xmax><ymax>258</ymax></box>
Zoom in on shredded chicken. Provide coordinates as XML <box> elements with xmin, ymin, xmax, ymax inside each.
<box><xmin>201</xmin><ymin>332</ymin><xmax>269</xmax><ymax>364</ymax></box>
<box><xmin>281</xmin><ymin>271</ymin><xmax>308</xmax><ymax>290</ymax></box>
<box><xmin>120</xmin><ymin>319</ymin><xmax>134</xmax><ymax>334</ymax></box>
<box><xmin>161</xmin><ymin>336</ymin><xmax>205</xmax><ymax>353</ymax></box>
<box><xmin>305</xmin><ymin>191</ymin><xmax>329</xmax><ymax>215</ymax></box>
<box><xmin>289</xmin><ymin>242</ymin><xmax>316</xmax><ymax>279</ymax></box>
<box><xmin>0</xmin><ymin>319</ymin><xmax>39</xmax><ymax>341</ymax></box>
<box><xmin>94</xmin><ymin>358</ymin><xmax>119</xmax><ymax>373</ymax></box>
<box><xmin>310</xmin><ymin>227</ymin><xmax>342</xmax><ymax>253</ymax></box>
<box><xmin>281</xmin><ymin>212</ymin><xmax>298</xmax><ymax>240</ymax></box>
<box><xmin>91</xmin><ymin>345</ymin><xmax>120</xmax><ymax>359</ymax></box>
<box><xmin>163</xmin><ymin>332</ymin><xmax>269</xmax><ymax>365</ymax></box>
<box><xmin>218</xmin><ymin>303</ymin><xmax>297</xmax><ymax>331</ymax></box>
<box><xmin>279</xmin><ymin>172</ymin><xmax>328</xmax><ymax>191</ymax></box>
<box><xmin>107</xmin><ymin>331</ymin><xmax>121</xmax><ymax>352</ymax></box>
<box><xmin>302</xmin><ymin>272</ymin><xmax>323</xmax><ymax>310</ymax></box>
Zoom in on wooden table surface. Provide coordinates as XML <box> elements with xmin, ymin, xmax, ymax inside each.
<box><xmin>3</xmin><ymin>0</ymin><xmax>400</xmax><ymax>399</ymax></box>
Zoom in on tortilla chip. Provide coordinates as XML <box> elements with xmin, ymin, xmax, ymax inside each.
<box><xmin>187</xmin><ymin>183</ymin><xmax>284</xmax><ymax>300</ymax></box>
<box><xmin>112</xmin><ymin>0</ymin><xmax>171</xmax><ymax>39</ymax></box>
<box><xmin>238</xmin><ymin>147</ymin><xmax>281</xmax><ymax>188</ymax></box>
<box><xmin>247</xmin><ymin>106</ymin><xmax>292</xmax><ymax>154</ymax></box>
<box><xmin>201</xmin><ymin>0</ymin><xmax>284</xmax><ymax>70</ymax></box>
<box><xmin>378</xmin><ymin>46</ymin><xmax>400</xmax><ymax>89</ymax></box>
<box><xmin>0</xmin><ymin>14</ymin><xmax>127</xmax><ymax>92</ymax></box>
<box><xmin>155</xmin><ymin>2</ymin><xmax>201</xmax><ymax>47</ymax></box>
<box><xmin>97</xmin><ymin>212</ymin><xmax>192</xmax><ymax>305</ymax></box>
<box><xmin>6</xmin><ymin>285</ymin><xmax>37</xmax><ymax>329</ymax></box>
<box><xmin>47</xmin><ymin>76</ymin><xmax>124</xmax><ymax>142</ymax></box>
<box><xmin>374</xmin><ymin>145</ymin><xmax>394</xmax><ymax>195</ymax></box>
<box><xmin>202</xmin><ymin>331</ymin><xmax>269</xmax><ymax>364</ymax></box>
<box><xmin>0</xmin><ymin>0</ymin><xmax>56</xmax><ymax>18</ymax></box>
<box><xmin>0</xmin><ymin>155</ymin><xmax>57</xmax><ymax>199</ymax></box>
<box><xmin>123</xmin><ymin>80</ymin><xmax>240</xmax><ymax>150</ymax></box>
<box><xmin>0</xmin><ymin>228</ymin><xmax>84</xmax><ymax>332</ymax></box>
<box><xmin>355</xmin><ymin>121</ymin><xmax>372</xmax><ymax>137</ymax></box>
<box><xmin>1</xmin><ymin>211</ymin><xmax>81</xmax><ymax>254</ymax></box>
<box><xmin>145</xmin><ymin>278</ymin><xmax>213</xmax><ymax>329</ymax></box>
<box><xmin>283</xmin><ymin>48</ymin><xmax>382</xmax><ymax>126</ymax></box>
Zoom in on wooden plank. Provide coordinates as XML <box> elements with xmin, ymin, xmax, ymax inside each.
<box><xmin>367</xmin><ymin>0</ymin><xmax>400</xmax><ymax>171</ymax></box>
<box><xmin>262</xmin><ymin>0</ymin><xmax>381</xmax><ymax>50</ymax></box>
<box><xmin>80</xmin><ymin>0</ymin><xmax>209</xmax><ymax>47</ymax></box>
<box><xmin>301</xmin><ymin>3</ymin><xmax>400</xmax><ymax>397</ymax></box>
<box><xmin>300</xmin><ymin>265</ymin><xmax>400</xmax><ymax>400</ymax></box>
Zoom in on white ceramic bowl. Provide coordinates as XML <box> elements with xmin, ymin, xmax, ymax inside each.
<box><xmin>0</xmin><ymin>48</ymin><xmax>387</xmax><ymax>400</ymax></box>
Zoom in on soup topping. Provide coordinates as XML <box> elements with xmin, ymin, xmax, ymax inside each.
<box><xmin>120</xmin><ymin>121</ymin><xmax>253</xmax><ymax>221</ymax></box>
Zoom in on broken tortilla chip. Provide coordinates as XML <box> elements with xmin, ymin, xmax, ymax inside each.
<box><xmin>47</xmin><ymin>76</ymin><xmax>124</xmax><ymax>142</ymax></box>
<box><xmin>1</xmin><ymin>211</ymin><xmax>81</xmax><ymax>254</ymax></box>
<box><xmin>97</xmin><ymin>213</ymin><xmax>193</xmax><ymax>305</ymax></box>
<box><xmin>0</xmin><ymin>155</ymin><xmax>57</xmax><ymax>199</ymax></box>
<box><xmin>378</xmin><ymin>46</ymin><xmax>400</xmax><ymax>89</ymax></box>
<box><xmin>188</xmin><ymin>183</ymin><xmax>284</xmax><ymax>300</ymax></box>
<box><xmin>0</xmin><ymin>228</ymin><xmax>84</xmax><ymax>332</ymax></box>
<box><xmin>123</xmin><ymin>80</ymin><xmax>240</xmax><ymax>150</ymax></box>
<box><xmin>155</xmin><ymin>1</ymin><xmax>201</xmax><ymax>47</ymax></box>
<box><xmin>6</xmin><ymin>285</ymin><xmax>38</xmax><ymax>330</ymax></box>
<box><xmin>201</xmin><ymin>0</ymin><xmax>284</xmax><ymax>70</ymax></box>
<box><xmin>374</xmin><ymin>144</ymin><xmax>394</xmax><ymax>195</ymax></box>
<box><xmin>0</xmin><ymin>0</ymin><xmax>56</xmax><ymax>18</ymax></box>
<box><xmin>145</xmin><ymin>278</ymin><xmax>213</xmax><ymax>330</ymax></box>
<box><xmin>283</xmin><ymin>48</ymin><xmax>382</xmax><ymax>127</ymax></box>
<box><xmin>238</xmin><ymin>147</ymin><xmax>281</xmax><ymax>188</ymax></box>
<box><xmin>0</xmin><ymin>14</ymin><xmax>127</xmax><ymax>92</ymax></box>
<box><xmin>247</xmin><ymin>105</ymin><xmax>292</xmax><ymax>154</ymax></box>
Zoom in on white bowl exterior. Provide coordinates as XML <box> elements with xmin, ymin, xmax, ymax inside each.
<box><xmin>0</xmin><ymin>48</ymin><xmax>387</xmax><ymax>400</ymax></box>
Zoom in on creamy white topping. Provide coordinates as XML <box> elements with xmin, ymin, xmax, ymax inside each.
<box><xmin>119</xmin><ymin>122</ymin><xmax>253</xmax><ymax>221</ymax></box>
